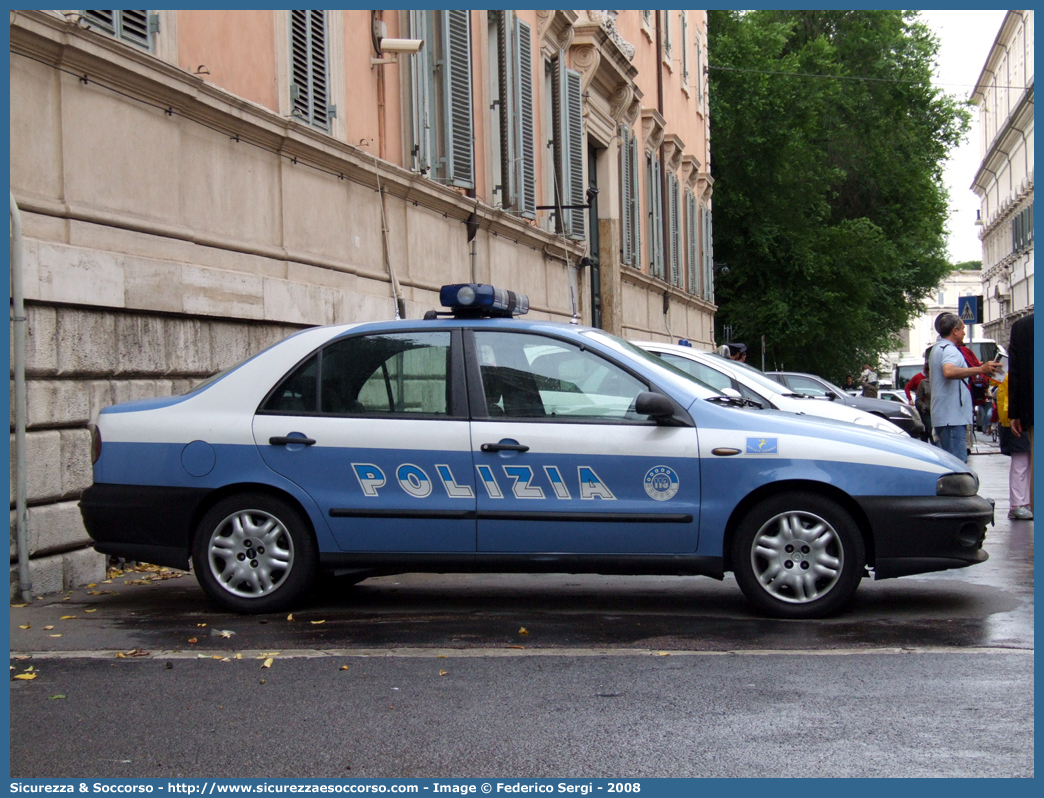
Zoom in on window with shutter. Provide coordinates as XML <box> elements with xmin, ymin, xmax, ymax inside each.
<box><xmin>289</xmin><ymin>10</ymin><xmax>330</xmax><ymax>132</ymax></box>
<box><xmin>83</xmin><ymin>10</ymin><xmax>154</xmax><ymax>50</ymax></box>
<box><xmin>686</xmin><ymin>191</ymin><xmax>698</xmax><ymax>295</ymax></box>
<box><xmin>703</xmin><ymin>206</ymin><xmax>715</xmax><ymax>302</ymax></box>
<box><xmin>647</xmin><ymin>153</ymin><xmax>665</xmax><ymax>279</ymax></box>
<box><xmin>550</xmin><ymin>53</ymin><xmax>585</xmax><ymax>239</ymax></box>
<box><xmin>408</xmin><ymin>10</ymin><xmax>474</xmax><ymax>189</ymax></box>
<box><xmin>667</xmin><ymin>173</ymin><xmax>681</xmax><ymax>287</ymax></box>
<box><xmin>681</xmin><ymin>13</ymin><xmax>689</xmax><ymax>86</ymax></box>
<box><xmin>620</xmin><ymin>128</ymin><xmax>634</xmax><ymax>266</ymax></box>
<box><xmin>491</xmin><ymin>13</ymin><xmax>535</xmax><ymax>218</ymax></box>
<box><xmin>696</xmin><ymin>35</ymin><xmax>704</xmax><ymax>107</ymax></box>
<box><xmin>662</xmin><ymin>11</ymin><xmax>672</xmax><ymax>58</ymax></box>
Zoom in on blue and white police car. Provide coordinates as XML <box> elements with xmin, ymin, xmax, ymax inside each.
<box><xmin>80</xmin><ymin>284</ymin><xmax>993</xmax><ymax>619</ymax></box>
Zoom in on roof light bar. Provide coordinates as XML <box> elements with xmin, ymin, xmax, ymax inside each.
<box><xmin>439</xmin><ymin>284</ymin><xmax>530</xmax><ymax>317</ymax></box>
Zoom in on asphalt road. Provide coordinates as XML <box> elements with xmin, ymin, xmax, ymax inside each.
<box><xmin>9</xmin><ymin>451</ymin><xmax>1035</xmax><ymax>778</ymax></box>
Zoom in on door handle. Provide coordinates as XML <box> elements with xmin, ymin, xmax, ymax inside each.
<box><xmin>481</xmin><ymin>442</ymin><xmax>530</xmax><ymax>453</ymax></box>
<box><xmin>269</xmin><ymin>436</ymin><xmax>316</xmax><ymax>446</ymax></box>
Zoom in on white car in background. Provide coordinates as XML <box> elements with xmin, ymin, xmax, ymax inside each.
<box><xmin>634</xmin><ymin>342</ymin><xmax>908</xmax><ymax>436</ymax></box>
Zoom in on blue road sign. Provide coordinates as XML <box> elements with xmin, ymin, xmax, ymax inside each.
<box><xmin>958</xmin><ymin>295</ymin><xmax>983</xmax><ymax>324</ymax></box>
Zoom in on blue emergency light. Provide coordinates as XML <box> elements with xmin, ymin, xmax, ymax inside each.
<box><xmin>439</xmin><ymin>284</ymin><xmax>529</xmax><ymax>317</ymax></box>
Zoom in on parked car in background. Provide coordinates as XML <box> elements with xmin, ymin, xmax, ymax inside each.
<box><xmin>78</xmin><ymin>284</ymin><xmax>993</xmax><ymax>620</ymax></box>
<box><xmin>879</xmin><ymin>389</ymin><xmax>915</xmax><ymax>405</ymax></box>
<box><xmin>634</xmin><ymin>343</ymin><xmax>907</xmax><ymax>436</ymax></box>
<box><xmin>767</xmin><ymin>371</ymin><xmax>924</xmax><ymax>438</ymax></box>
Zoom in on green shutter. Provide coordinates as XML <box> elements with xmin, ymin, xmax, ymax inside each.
<box><xmin>630</xmin><ymin>133</ymin><xmax>641</xmax><ymax>269</ymax></box>
<box><xmin>83</xmin><ymin>10</ymin><xmax>152</xmax><ymax>50</ymax></box>
<box><xmin>515</xmin><ymin>19</ymin><xmax>536</xmax><ymax>219</ymax></box>
<box><xmin>290</xmin><ymin>11</ymin><xmax>330</xmax><ymax>132</ymax></box>
<box><xmin>668</xmin><ymin>173</ymin><xmax>681</xmax><ymax>287</ymax></box>
<box><xmin>648</xmin><ymin>154</ymin><xmax>664</xmax><ymax>279</ymax></box>
<box><xmin>443</xmin><ymin>10</ymin><xmax>474</xmax><ymax>189</ymax></box>
<box><xmin>686</xmin><ymin>191</ymin><xmax>698</xmax><ymax>294</ymax></box>
<box><xmin>565</xmin><ymin>68</ymin><xmax>585</xmax><ymax>240</ymax></box>
<box><xmin>408</xmin><ymin>10</ymin><xmax>434</xmax><ymax>175</ymax></box>
<box><xmin>551</xmin><ymin>53</ymin><xmax>566</xmax><ymax>234</ymax></box>
<box><xmin>681</xmin><ymin>13</ymin><xmax>689</xmax><ymax>85</ymax></box>
<box><xmin>494</xmin><ymin>11</ymin><xmax>515</xmax><ymax>208</ymax></box>
<box><xmin>620</xmin><ymin>127</ymin><xmax>634</xmax><ymax>265</ymax></box>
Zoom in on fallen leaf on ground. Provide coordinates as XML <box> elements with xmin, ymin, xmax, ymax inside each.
<box><xmin>18</xmin><ymin>624</ymin><xmax>30</xmax><ymax>630</ymax></box>
<box><xmin>84</xmin><ymin>608</ymin><xmax>97</xmax><ymax>613</ymax></box>
<box><xmin>48</xmin><ymin>634</ymin><xmax>61</xmax><ymax>638</ymax></box>
<box><xmin>507</xmin><ymin>645</ymin><xmax>525</xmax><ymax>650</ymax></box>
<box><xmin>59</xmin><ymin>616</ymin><xmax>76</xmax><ymax>620</ymax></box>
<box><xmin>439</xmin><ymin>670</ymin><xmax>449</xmax><ymax>676</ymax></box>
<box><xmin>116</xmin><ymin>653</ymin><xmax>126</xmax><ymax>659</ymax></box>
<box><xmin>87</xmin><ymin>583</ymin><xmax>97</xmax><ymax>588</ymax></box>
<box><xmin>310</xmin><ymin>620</ymin><xmax>326</xmax><ymax>625</ymax></box>
<box><xmin>657</xmin><ymin>651</ymin><xmax>670</xmax><ymax>656</ymax></box>
<box><xmin>197</xmin><ymin>623</ymin><xmax>207</xmax><ymax>628</ymax></box>
<box><xmin>13</xmin><ymin>673</ymin><xmax>36</xmax><ymax>680</ymax></box>
<box><xmin>11</xmin><ymin>603</ymin><xmax>27</xmax><ymax>608</ymax></box>
<box><xmin>220</xmin><ymin>658</ymin><xmax>231</xmax><ymax>662</ymax></box>
<box><xmin>340</xmin><ymin>665</ymin><xmax>349</xmax><ymax>670</ymax></box>
<box><xmin>187</xmin><ymin>637</ymin><xmax>198</xmax><ymax>644</ymax></box>
<box><xmin>261</xmin><ymin>658</ymin><xmax>274</xmax><ymax>669</ymax></box>
<box><xmin>234</xmin><ymin>653</ymin><xmax>242</xmax><ymax>660</ymax></box>
<box><xmin>43</xmin><ymin>626</ymin><xmax>54</xmax><ymax>631</ymax></box>
<box><xmin>124</xmin><ymin>649</ymin><xmax>150</xmax><ymax>658</ymax></box>
<box><xmin>519</xmin><ymin>627</ymin><xmax>529</xmax><ymax>635</ymax></box>
<box><xmin>287</xmin><ymin>613</ymin><xmax>294</xmax><ymax>621</ymax></box>
<box><xmin>259</xmin><ymin>679</ymin><xmax>266</xmax><ymax>684</ymax></box>
<box><xmin>47</xmin><ymin>695</ymin><xmax>66</xmax><ymax>700</ymax></box>
<box><xmin>217</xmin><ymin>630</ymin><xmax>235</xmax><ymax>639</ymax></box>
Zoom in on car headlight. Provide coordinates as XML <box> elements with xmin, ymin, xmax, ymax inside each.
<box><xmin>937</xmin><ymin>473</ymin><xmax>979</xmax><ymax>496</ymax></box>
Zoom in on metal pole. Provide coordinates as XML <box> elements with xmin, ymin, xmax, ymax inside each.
<box><xmin>10</xmin><ymin>192</ymin><xmax>32</xmax><ymax>602</ymax></box>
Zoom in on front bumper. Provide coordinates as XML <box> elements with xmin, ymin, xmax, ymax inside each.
<box><xmin>79</xmin><ymin>483</ymin><xmax>210</xmax><ymax>570</ymax></box>
<box><xmin>856</xmin><ymin>494</ymin><xmax>993</xmax><ymax>579</ymax></box>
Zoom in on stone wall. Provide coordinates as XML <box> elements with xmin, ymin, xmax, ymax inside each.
<box><xmin>9</xmin><ymin>303</ymin><xmax>302</xmax><ymax>597</ymax></box>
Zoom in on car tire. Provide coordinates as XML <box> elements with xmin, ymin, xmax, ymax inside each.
<box><xmin>731</xmin><ymin>492</ymin><xmax>864</xmax><ymax>619</ymax></box>
<box><xmin>192</xmin><ymin>493</ymin><xmax>318</xmax><ymax>614</ymax></box>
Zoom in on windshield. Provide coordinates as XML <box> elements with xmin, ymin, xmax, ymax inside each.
<box><xmin>714</xmin><ymin>354</ymin><xmax>797</xmax><ymax>396</ymax></box>
<box><xmin>581</xmin><ymin>331</ymin><xmax>723</xmax><ymax>399</ymax></box>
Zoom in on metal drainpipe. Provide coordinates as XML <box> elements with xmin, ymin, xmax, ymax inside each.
<box><xmin>10</xmin><ymin>192</ymin><xmax>32</xmax><ymax>602</ymax></box>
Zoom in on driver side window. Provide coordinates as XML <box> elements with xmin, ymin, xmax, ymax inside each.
<box><xmin>474</xmin><ymin>332</ymin><xmax>648</xmax><ymax>422</ymax></box>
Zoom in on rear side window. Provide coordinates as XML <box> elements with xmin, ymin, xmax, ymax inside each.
<box><xmin>260</xmin><ymin>332</ymin><xmax>452</xmax><ymax>416</ymax></box>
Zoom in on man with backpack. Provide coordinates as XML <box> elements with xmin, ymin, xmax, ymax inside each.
<box><xmin>929</xmin><ymin>312</ymin><xmax>1002</xmax><ymax>463</ymax></box>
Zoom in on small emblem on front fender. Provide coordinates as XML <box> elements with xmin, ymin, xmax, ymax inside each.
<box><xmin>746</xmin><ymin>437</ymin><xmax>778</xmax><ymax>454</ymax></box>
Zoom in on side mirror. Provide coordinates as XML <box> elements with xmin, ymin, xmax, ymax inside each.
<box><xmin>826</xmin><ymin>392</ymin><xmax>837</xmax><ymax>401</ymax></box>
<box><xmin>635</xmin><ymin>391</ymin><xmax>675</xmax><ymax>419</ymax></box>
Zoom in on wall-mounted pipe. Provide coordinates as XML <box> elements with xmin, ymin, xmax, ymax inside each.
<box><xmin>10</xmin><ymin>192</ymin><xmax>32</xmax><ymax>602</ymax></box>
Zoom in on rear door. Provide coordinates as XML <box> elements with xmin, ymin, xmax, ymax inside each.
<box><xmin>466</xmin><ymin>330</ymin><xmax>700</xmax><ymax>554</ymax></box>
<box><xmin>252</xmin><ymin>329</ymin><xmax>477</xmax><ymax>552</ymax></box>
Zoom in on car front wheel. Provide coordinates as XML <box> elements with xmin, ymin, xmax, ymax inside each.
<box><xmin>731</xmin><ymin>492</ymin><xmax>864</xmax><ymax>619</ymax></box>
<box><xmin>192</xmin><ymin>493</ymin><xmax>317</xmax><ymax>613</ymax></box>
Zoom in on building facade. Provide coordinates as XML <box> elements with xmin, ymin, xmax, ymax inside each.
<box><xmin>9</xmin><ymin>10</ymin><xmax>715</xmax><ymax>594</ymax></box>
<box><xmin>971</xmin><ymin>10</ymin><xmax>1034</xmax><ymax>344</ymax></box>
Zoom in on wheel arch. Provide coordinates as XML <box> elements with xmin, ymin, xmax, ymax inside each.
<box><xmin>721</xmin><ymin>479</ymin><xmax>875</xmax><ymax>572</ymax></box>
<box><xmin>188</xmin><ymin>482</ymin><xmax>319</xmax><ymax>550</ymax></box>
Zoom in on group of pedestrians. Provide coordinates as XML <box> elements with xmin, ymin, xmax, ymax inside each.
<box><xmin>925</xmin><ymin>312</ymin><xmax>1034</xmax><ymax>521</ymax></box>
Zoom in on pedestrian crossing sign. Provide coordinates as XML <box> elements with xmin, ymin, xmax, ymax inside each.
<box><xmin>958</xmin><ymin>295</ymin><xmax>983</xmax><ymax>324</ymax></box>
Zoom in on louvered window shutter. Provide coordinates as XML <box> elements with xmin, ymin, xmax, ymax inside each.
<box><xmin>696</xmin><ymin>36</ymin><xmax>703</xmax><ymax>106</ymax></box>
<box><xmin>551</xmin><ymin>54</ymin><xmax>566</xmax><ymax>234</ymax></box>
<box><xmin>686</xmin><ymin>191</ymin><xmax>698</xmax><ymax>295</ymax></box>
<box><xmin>704</xmin><ymin>207</ymin><xmax>715</xmax><ymax>302</ymax></box>
<box><xmin>290</xmin><ymin>10</ymin><xmax>330</xmax><ymax>132</ymax></box>
<box><xmin>409</xmin><ymin>10</ymin><xmax>434</xmax><ymax>175</ymax></box>
<box><xmin>663</xmin><ymin>11</ymin><xmax>671</xmax><ymax>56</ymax></box>
<box><xmin>442</xmin><ymin>10</ymin><xmax>474</xmax><ymax>189</ymax></box>
<box><xmin>668</xmin><ymin>173</ymin><xmax>681</xmax><ymax>287</ymax></box>
<box><xmin>84</xmin><ymin>10</ymin><xmax>153</xmax><ymax>50</ymax></box>
<box><xmin>565</xmin><ymin>69</ymin><xmax>585</xmax><ymax>239</ymax></box>
<box><xmin>648</xmin><ymin>154</ymin><xmax>664</xmax><ymax>279</ymax></box>
<box><xmin>620</xmin><ymin>127</ymin><xmax>633</xmax><ymax>266</ymax></box>
<box><xmin>494</xmin><ymin>12</ymin><xmax>515</xmax><ymax>208</ymax></box>
<box><xmin>630</xmin><ymin>133</ymin><xmax>641</xmax><ymax>268</ymax></box>
<box><xmin>515</xmin><ymin>19</ymin><xmax>536</xmax><ymax>219</ymax></box>
<box><xmin>681</xmin><ymin>13</ymin><xmax>689</xmax><ymax>85</ymax></box>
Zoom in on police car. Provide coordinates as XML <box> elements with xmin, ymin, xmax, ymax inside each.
<box><xmin>80</xmin><ymin>284</ymin><xmax>993</xmax><ymax>619</ymax></box>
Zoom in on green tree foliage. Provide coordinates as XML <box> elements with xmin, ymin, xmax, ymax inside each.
<box><xmin>708</xmin><ymin>10</ymin><xmax>970</xmax><ymax>381</ymax></box>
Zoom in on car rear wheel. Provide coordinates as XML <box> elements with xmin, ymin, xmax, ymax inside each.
<box><xmin>192</xmin><ymin>493</ymin><xmax>317</xmax><ymax>613</ymax></box>
<box><xmin>731</xmin><ymin>492</ymin><xmax>864</xmax><ymax>619</ymax></box>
